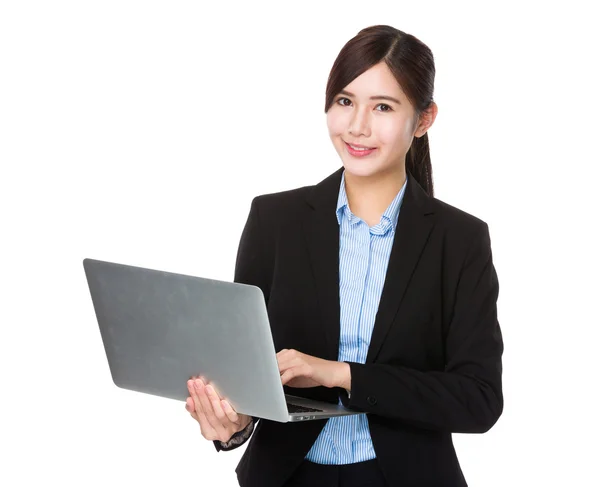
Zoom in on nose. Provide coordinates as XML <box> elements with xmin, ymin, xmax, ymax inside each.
<box><xmin>348</xmin><ymin>107</ymin><xmax>371</xmax><ymax>138</ymax></box>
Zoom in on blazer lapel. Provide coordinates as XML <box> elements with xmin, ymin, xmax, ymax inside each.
<box><xmin>303</xmin><ymin>167</ymin><xmax>435</xmax><ymax>363</ymax></box>
<box><xmin>365</xmin><ymin>173</ymin><xmax>435</xmax><ymax>363</ymax></box>
<box><xmin>303</xmin><ymin>167</ymin><xmax>344</xmax><ymax>362</ymax></box>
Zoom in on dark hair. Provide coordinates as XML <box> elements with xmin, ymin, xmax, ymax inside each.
<box><xmin>325</xmin><ymin>25</ymin><xmax>436</xmax><ymax>197</ymax></box>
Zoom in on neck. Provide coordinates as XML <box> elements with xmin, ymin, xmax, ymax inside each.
<box><xmin>344</xmin><ymin>165</ymin><xmax>407</xmax><ymax>217</ymax></box>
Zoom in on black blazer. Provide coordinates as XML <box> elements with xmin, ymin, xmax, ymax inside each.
<box><xmin>215</xmin><ymin>167</ymin><xmax>503</xmax><ymax>487</ymax></box>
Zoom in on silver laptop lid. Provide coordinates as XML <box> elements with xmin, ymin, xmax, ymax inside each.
<box><xmin>83</xmin><ymin>258</ymin><xmax>291</xmax><ymax>422</ymax></box>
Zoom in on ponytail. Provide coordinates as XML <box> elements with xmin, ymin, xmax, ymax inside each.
<box><xmin>406</xmin><ymin>132</ymin><xmax>434</xmax><ymax>198</ymax></box>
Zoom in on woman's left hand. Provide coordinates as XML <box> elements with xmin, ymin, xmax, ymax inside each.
<box><xmin>277</xmin><ymin>349</ymin><xmax>345</xmax><ymax>389</ymax></box>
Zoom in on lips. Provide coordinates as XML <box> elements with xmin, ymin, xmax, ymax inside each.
<box><xmin>345</xmin><ymin>141</ymin><xmax>375</xmax><ymax>150</ymax></box>
<box><xmin>344</xmin><ymin>142</ymin><xmax>377</xmax><ymax>157</ymax></box>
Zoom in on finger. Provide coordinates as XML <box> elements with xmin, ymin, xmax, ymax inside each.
<box><xmin>277</xmin><ymin>354</ymin><xmax>291</xmax><ymax>374</ymax></box>
<box><xmin>200</xmin><ymin>383</ymin><xmax>236</xmax><ymax>441</ymax></box>
<box><xmin>279</xmin><ymin>354</ymin><xmax>302</xmax><ymax>375</ymax></box>
<box><xmin>186</xmin><ymin>379</ymin><xmax>196</xmax><ymax>403</ymax></box>
<box><xmin>188</xmin><ymin>380</ymin><xmax>205</xmax><ymax>417</ymax></box>
<box><xmin>184</xmin><ymin>397</ymin><xmax>199</xmax><ymax>420</ymax></box>
<box><xmin>187</xmin><ymin>380</ymin><xmax>203</xmax><ymax>413</ymax></box>
<box><xmin>195</xmin><ymin>379</ymin><xmax>225</xmax><ymax>435</ymax></box>
<box><xmin>221</xmin><ymin>400</ymin><xmax>240</xmax><ymax>424</ymax></box>
<box><xmin>281</xmin><ymin>362</ymin><xmax>313</xmax><ymax>384</ymax></box>
<box><xmin>185</xmin><ymin>397</ymin><xmax>195</xmax><ymax>413</ymax></box>
<box><xmin>189</xmin><ymin>380</ymin><xmax>216</xmax><ymax>436</ymax></box>
<box><xmin>194</xmin><ymin>379</ymin><xmax>212</xmax><ymax>416</ymax></box>
<box><xmin>206</xmin><ymin>382</ymin><xmax>223</xmax><ymax>400</ymax></box>
<box><xmin>280</xmin><ymin>368</ymin><xmax>295</xmax><ymax>386</ymax></box>
<box><xmin>276</xmin><ymin>349</ymin><xmax>290</xmax><ymax>361</ymax></box>
<box><xmin>277</xmin><ymin>350</ymin><xmax>301</xmax><ymax>370</ymax></box>
<box><xmin>206</xmin><ymin>385</ymin><xmax>237</xmax><ymax>426</ymax></box>
<box><xmin>185</xmin><ymin>401</ymin><xmax>199</xmax><ymax>421</ymax></box>
<box><xmin>187</xmin><ymin>385</ymin><xmax>198</xmax><ymax>416</ymax></box>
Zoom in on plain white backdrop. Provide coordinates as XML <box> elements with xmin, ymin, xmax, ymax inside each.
<box><xmin>2</xmin><ymin>1</ymin><xmax>599</xmax><ymax>485</ymax></box>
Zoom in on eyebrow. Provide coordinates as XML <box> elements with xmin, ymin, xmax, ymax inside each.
<box><xmin>339</xmin><ymin>90</ymin><xmax>401</xmax><ymax>105</ymax></box>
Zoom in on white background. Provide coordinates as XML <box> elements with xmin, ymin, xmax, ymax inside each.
<box><xmin>2</xmin><ymin>1</ymin><xmax>599</xmax><ymax>485</ymax></box>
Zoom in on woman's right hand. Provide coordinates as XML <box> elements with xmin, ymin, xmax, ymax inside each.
<box><xmin>185</xmin><ymin>376</ymin><xmax>252</xmax><ymax>443</ymax></box>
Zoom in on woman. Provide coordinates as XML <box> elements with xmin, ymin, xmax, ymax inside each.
<box><xmin>185</xmin><ymin>25</ymin><xmax>503</xmax><ymax>487</ymax></box>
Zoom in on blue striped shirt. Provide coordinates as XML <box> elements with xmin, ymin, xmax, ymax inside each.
<box><xmin>305</xmin><ymin>169</ymin><xmax>408</xmax><ymax>464</ymax></box>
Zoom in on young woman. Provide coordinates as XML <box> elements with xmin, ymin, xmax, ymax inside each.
<box><xmin>185</xmin><ymin>25</ymin><xmax>503</xmax><ymax>487</ymax></box>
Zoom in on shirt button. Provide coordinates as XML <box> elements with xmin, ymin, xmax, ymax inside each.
<box><xmin>367</xmin><ymin>396</ymin><xmax>377</xmax><ymax>406</ymax></box>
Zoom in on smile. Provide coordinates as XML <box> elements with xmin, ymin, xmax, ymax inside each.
<box><xmin>344</xmin><ymin>142</ymin><xmax>377</xmax><ymax>157</ymax></box>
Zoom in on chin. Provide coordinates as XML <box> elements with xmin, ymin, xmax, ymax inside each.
<box><xmin>341</xmin><ymin>162</ymin><xmax>381</xmax><ymax>178</ymax></box>
<box><xmin>342</xmin><ymin>159</ymin><xmax>402</xmax><ymax>182</ymax></box>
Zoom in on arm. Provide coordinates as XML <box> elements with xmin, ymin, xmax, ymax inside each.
<box><xmin>339</xmin><ymin>223</ymin><xmax>503</xmax><ymax>434</ymax></box>
<box><xmin>213</xmin><ymin>197</ymin><xmax>269</xmax><ymax>452</ymax></box>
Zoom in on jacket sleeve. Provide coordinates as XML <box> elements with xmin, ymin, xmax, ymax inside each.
<box><xmin>213</xmin><ymin>197</ymin><xmax>269</xmax><ymax>452</ymax></box>
<box><xmin>213</xmin><ymin>416</ymin><xmax>260</xmax><ymax>452</ymax></box>
<box><xmin>339</xmin><ymin>222</ymin><xmax>504</xmax><ymax>434</ymax></box>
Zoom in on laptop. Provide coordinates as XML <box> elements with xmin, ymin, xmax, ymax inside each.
<box><xmin>83</xmin><ymin>258</ymin><xmax>363</xmax><ymax>423</ymax></box>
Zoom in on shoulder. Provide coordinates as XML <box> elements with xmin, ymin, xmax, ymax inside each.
<box><xmin>429</xmin><ymin>197</ymin><xmax>489</xmax><ymax>233</ymax></box>
<box><xmin>253</xmin><ymin>184</ymin><xmax>313</xmax><ymax>205</ymax></box>
<box><xmin>250</xmin><ymin>184</ymin><xmax>314</xmax><ymax>223</ymax></box>
<box><xmin>427</xmin><ymin>197</ymin><xmax>493</xmax><ymax>258</ymax></box>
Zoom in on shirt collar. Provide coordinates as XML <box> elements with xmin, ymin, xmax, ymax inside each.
<box><xmin>336</xmin><ymin>169</ymin><xmax>407</xmax><ymax>233</ymax></box>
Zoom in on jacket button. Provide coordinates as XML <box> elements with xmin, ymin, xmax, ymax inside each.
<box><xmin>367</xmin><ymin>396</ymin><xmax>377</xmax><ymax>405</ymax></box>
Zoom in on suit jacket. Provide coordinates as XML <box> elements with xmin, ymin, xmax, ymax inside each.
<box><xmin>219</xmin><ymin>167</ymin><xmax>503</xmax><ymax>487</ymax></box>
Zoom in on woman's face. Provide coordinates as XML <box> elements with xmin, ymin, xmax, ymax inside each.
<box><xmin>326</xmin><ymin>61</ymin><xmax>427</xmax><ymax>180</ymax></box>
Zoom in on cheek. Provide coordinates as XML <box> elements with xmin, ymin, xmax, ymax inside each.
<box><xmin>326</xmin><ymin>110</ymin><xmax>346</xmax><ymax>138</ymax></box>
<box><xmin>376</xmin><ymin>120</ymin><xmax>412</xmax><ymax>147</ymax></box>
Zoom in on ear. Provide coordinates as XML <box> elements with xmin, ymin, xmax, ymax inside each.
<box><xmin>413</xmin><ymin>101</ymin><xmax>438</xmax><ymax>138</ymax></box>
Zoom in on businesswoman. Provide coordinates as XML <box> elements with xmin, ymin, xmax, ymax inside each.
<box><xmin>185</xmin><ymin>25</ymin><xmax>503</xmax><ymax>487</ymax></box>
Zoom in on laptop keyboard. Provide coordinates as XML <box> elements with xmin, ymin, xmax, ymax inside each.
<box><xmin>287</xmin><ymin>403</ymin><xmax>323</xmax><ymax>413</ymax></box>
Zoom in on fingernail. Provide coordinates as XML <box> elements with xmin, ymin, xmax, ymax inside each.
<box><xmin>206</xmin><ymin>385</ymin><xmax>213</xmax><ymax>394</ymax></box>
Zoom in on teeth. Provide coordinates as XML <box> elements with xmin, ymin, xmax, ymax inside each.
<box><xmin>350</xmin><ymin>144</ymin><xmax>372</xmax><ymax>151</ymax></box>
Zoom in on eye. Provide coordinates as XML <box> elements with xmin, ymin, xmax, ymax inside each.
<box><xmin>335</xmin><ymin>97</ymin><xmax>393</xmax><ymax>112</ymax></box>
<box><xmin>376</xmin><ymin>103</ymin><xmax>393</xmax><ymax>112</ymax></box>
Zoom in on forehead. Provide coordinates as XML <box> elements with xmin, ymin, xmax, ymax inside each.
<box><xmin>342</xmin><ymin>62</ymin><xmax>405</xmax><ymax>99</ymax></box>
